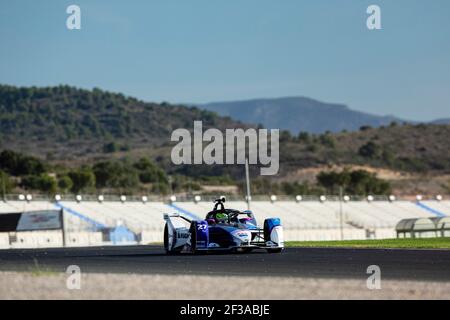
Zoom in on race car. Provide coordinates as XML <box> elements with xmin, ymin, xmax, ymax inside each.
<box><xmin>163</xmin><ymin>197</ymin><xmax>284</xmax><ymax>254</ymax></box>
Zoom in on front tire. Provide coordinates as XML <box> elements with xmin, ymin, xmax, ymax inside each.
<box><xmin>164</xmin><ymin>223</ymin><xmax>181</xmax><ymax>255</ymax></box>
<box><xmin>266</xmin><ymin>248</ymin><xmax>283</xmax><ymax>254</ymax></box>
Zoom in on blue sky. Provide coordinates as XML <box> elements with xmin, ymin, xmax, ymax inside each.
<box><xmin>0</xmin><ymin>0</ymin><xmax>449</xmax><ymax>121</ymax></box>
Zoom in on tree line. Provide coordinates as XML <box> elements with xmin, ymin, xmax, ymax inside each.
<box><xmin>0</xmin><ymin>150</ymin><xmax>169</xmax><ymax>195</ymax></box>
<box><xmin>0</xmin><ymin>149</ymin><xmax>392</xmax><ymax>196</ymax></box>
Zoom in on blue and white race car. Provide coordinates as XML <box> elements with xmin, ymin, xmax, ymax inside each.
<box><xmin>163</xmin><ymin>198</ymin><xmax>284</xmax><ymax>254</ymax></box>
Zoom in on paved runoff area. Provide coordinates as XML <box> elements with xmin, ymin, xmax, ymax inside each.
<box><xmin>1</xmin><ymin>245</ymin><xmax>450</xmax><ymax>299</ymax></box>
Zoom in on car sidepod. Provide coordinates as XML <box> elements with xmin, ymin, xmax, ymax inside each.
<box><xmin>230</xmin><ymin>229</ymin><xmax>252</xmax><ymax>246</ymax></box>
<box><xmin>190</xmin><ymin>220</ymin><xmax>209</xmax><ymax>252</ymax></box>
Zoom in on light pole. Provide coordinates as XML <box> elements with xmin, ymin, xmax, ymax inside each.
<box><xmin>1</xmin><ymin>173</ymin><xmax>5</xmax><ymax>202</ymax></box>
<box><xmin>245</xmin><ymin>158</ymin><xmax>251</xmax><ymax>210</ymax></box>
<box><xmin>339</xmin><ymin>186</ymin><xmax>344</xmax><ymax>241</ymax></box>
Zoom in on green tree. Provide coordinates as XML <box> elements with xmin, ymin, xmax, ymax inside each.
<box><xmin>38</xmin><ymin>175</ymin><xmax>57</xmax><ymax>194</ymax></box>
<box><xmin>297</xmin><ymin>131</ymin><xmax>310</xmax><ymax>143</ymax></box>
<box><xmin>358</xmin><ymin>141</ymin><xmax>382</xmax><ymax>159</ymax></box>
<box><xmin>151</xmin><ymin>182</ymin><xmax>170</xmax><ymax>195</ymax></box>
<box><xmin>21</xmin><ymin>174</ymin><xmax>57</xmax><ymax>194</ymax></box>
<box><xmin>280</xmin><ymin>130</ymin><xmax>293</xmax><ymax>143</ymax></box>
<box><xmin>382</xmin><ymin>149</ymin><xmax>395</xmax><ymax>166</ymax></box>
<box><xmin>93</xmin><ymin>161</ymin><xmax>139</xmax><ymax>189</ymax></box>
<box><xmin>68</xmin><ymin>169</ymin><xmax>95</xmax><ymax>193</ymax></box>
<box><xmin>133</xmin><ymin>157</ymin><xmax>168</xmax><ymax>184</ymax></box>
<box><xmin>319</xmin><ymin>134</ymin><xmax>336</xmax><ymax>148</ymax></box>
<box><xmin>359</xmin><ymin>125</ymin><xmax>372</xmax><ymax>131</ymax></box>
<box><xmin>347</xmin><ymin>170</ymin><xmax>391</xmax><ymax>195</ymax></box>
<box><xmin>0</xmin><ymin>170</ymin><xmax>14</xmax><ymax>195</ymax></box>
<box><xmin>280</xmin><ymin>181</ymin><xmax>322</xmax><ymax>195</ymax></box>
<box><xmin>317</xmin><ymin>170</ymin><xmax>352</xmax><ymax>193</ymax></box>
<box><xmin>103</xmin><ymin>142</ymin><xmax>119</xmax><ymax>153</ymax></box>
<box><xmin>58</xmin><ymin>175</ymin><xmax>73</xmax><ymax>193</ymax></box>
<box><xmin>317</xmin><ymin>169</ymin><xmax>391</xmax><ymax>195</ymax></box>
<box><xmin>0</xmin><ymin>150</ymin><xmax>46</xmax><ymax>176</ymax></box>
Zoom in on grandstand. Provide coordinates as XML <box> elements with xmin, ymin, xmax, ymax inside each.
<box><xmin>0</xmin><ymin>195</ymin><xmax>449</xmax><ymax>249</ymax></box>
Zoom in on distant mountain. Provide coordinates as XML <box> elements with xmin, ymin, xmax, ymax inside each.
<box><xmin>431</xmin><ymin>118</ymin><xmax>450</xmax><ymax>125</ymax></box>
<box><xmin>200</xmin><ymin>97</ymin><xmax>406</xmax><ymax>134</ymax></box>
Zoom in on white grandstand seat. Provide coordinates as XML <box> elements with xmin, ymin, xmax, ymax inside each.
<box><xmin>58</xmin><ymin>201</ymin><xmax>170</xmax><ymax>235</ymax></box>
<box><xmin>391</xmin><ymin>201</ymin><xmax>434</xmax><ymax>218</ymax></box>
<box><xmin>441</xmin><ymin>201</ymin><xmax>450</xmax><ymax>212</ymax></box>
<box><xmin>421</xmin><ymin>201</ymin><xmax>450</xmax><ymax>216</ymax></box>
<box><xmin>0</xmin><ymin>201</ymin><xmax>54</xmax><ymax>213</ymax></box>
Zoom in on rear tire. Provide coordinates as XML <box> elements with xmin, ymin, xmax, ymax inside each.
<box><xmin>189</xmin><ymin>221</ymin><xmax>198</xmax><ymax>254</ymax></box>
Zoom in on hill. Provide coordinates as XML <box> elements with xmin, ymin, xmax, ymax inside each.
<box><xmin>0</xmin><ymin>84</ymin><xmax>249</xmax><ymax>162</ymax></box>
<box><xmin>276</xmin><ymin>123</ymin><xmax>450</xmax><ymax>173</ymax></box>
<box><xmin>1</xmin><ymin>84</ymin><xmax>450</xmax><ymax>195</ymax></box>
<box><xmin>200</xmin><ymin>97</ymin><xmax>404</xmax><ymax>134</ymax></box>
<box><xmin>1</xmin><ymin>85</ymin><xmax>449</xmax><ymax>176</ymax></box>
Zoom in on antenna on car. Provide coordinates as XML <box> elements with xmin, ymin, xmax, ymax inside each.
<box><xmin>213</xmin><ymin>196</ymin><xmax>226</xmax><ymax>211</ymax></box>
<box><xmin>214</xmin><ymin>196</ymin><xmax>226</xmax><ymax>203</ymax></box>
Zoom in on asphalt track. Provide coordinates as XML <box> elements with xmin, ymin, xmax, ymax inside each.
<box><xmin>1</xmin><ymin>245</ymin><xmax>450</xmax><ymax>281</ymax></box>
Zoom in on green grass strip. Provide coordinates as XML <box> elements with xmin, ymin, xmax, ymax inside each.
<box><xmin>285</xmin><ymin>237</ymin><xmax>450</xmax><ymax>249</ymax></box>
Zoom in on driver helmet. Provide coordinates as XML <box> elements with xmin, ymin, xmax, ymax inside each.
<box><xmin>215</xmin><ymin>212</ymin><xmax>228</xmax><ymax>223</ymax></box>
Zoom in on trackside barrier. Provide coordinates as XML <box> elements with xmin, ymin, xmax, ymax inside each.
<box><xmin>2</xmin><ymin>198</ymin><xmax>449</xmax><ymax>249</ymax></box>
<box><xmin>9</xmin><ymin>231</ymin><xmax>63</xmax><ymax>248</ymax></box>
<box><xmin>66</xmin><ymin>232</ymin><xmax>103</xmax><ymax>247</ymax></box>
<box><xmin>0</xmin><ymin>233</ymin><xmax>10</xmax><ymax>249</ymax></box>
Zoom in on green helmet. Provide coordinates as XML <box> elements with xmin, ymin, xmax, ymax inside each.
<box><xmin>216</xmin><ymin>213</ymin><xmax>227</xmax><ymax>222</ymax></box>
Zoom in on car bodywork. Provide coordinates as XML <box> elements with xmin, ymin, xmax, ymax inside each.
<box><xmin>163</xmin><ymin>199</ymin><xmax>284</xmax><ymax>254</ymax></box>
